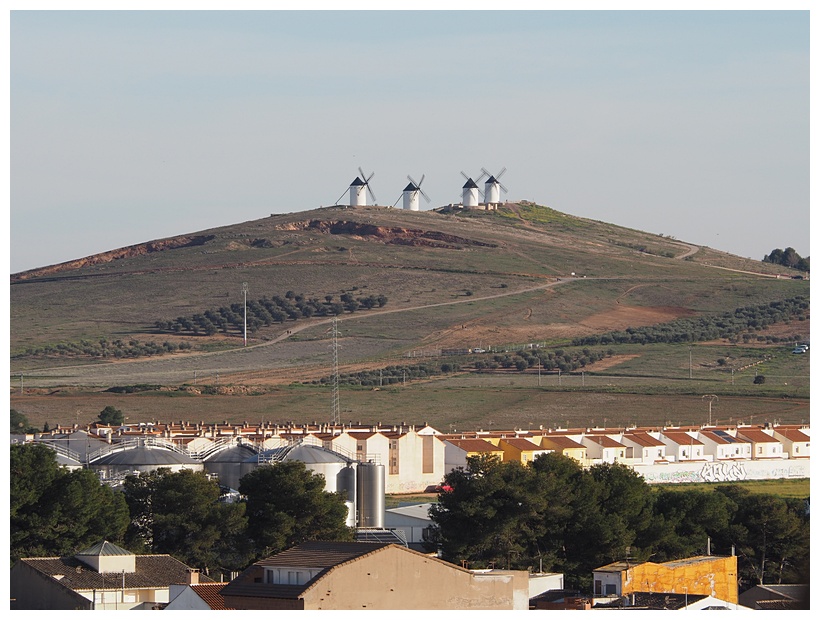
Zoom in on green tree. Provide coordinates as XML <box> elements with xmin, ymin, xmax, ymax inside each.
<box><xmin>123</xmin><ymin>469</ymin><xmax>252</xmax><ymax>574</ymax></box>
<box><xmin>98</xmin><ymin>405</ymin><xmax>124</xmax><ymax>426</ymax></box>
<box><xmin>713</xmin><ymin>486</ymin><xmax>810</xmax><ymax>588</ymax></box>
<box><xmin>239</xmin><ymin>461</ymin><xmax>353</xmax><ymax>558</ymax></box>
<box><xmin>430</xmin><ymin>454</ymin><xmax>549</xmax><ymax>569</ymax></box>
<box><xmin>10</xmin><ymin>409</ymin><xmax>36</xmax><ymax>433</ymax></box>
<box><xmin>10</xmin><ymin>443</ymin><xmax>129</xmax><ymax>562</ymax></box>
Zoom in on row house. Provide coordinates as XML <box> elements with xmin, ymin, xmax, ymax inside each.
<box><xmin>581</xmin><ymin>434</ymin><xmax>628</xmax><ymax>464</ymax></box>
<box><xmin>736</xmin><ymin>428</ymin><xmax>786</xmax><ymax>459</ymax></box>
<box><xmin>697</xmin><ymin>429</ymin><xmax>752</xmax><ymax>461</ymax></box>
<box><xmin>443</xmin><ymin>438</ymin><xmax>504</xmax><ymax>472</ymax></box>
<box><xmin>772</xmin><ymin>427</ymin><xmax>810</xmax><ymax>459</ymax></box>
<box><xmin>617</xmin><ymin>431</ymin><xmax>668</xmax><ymax>464</ymax></box>
<box><xmin>658</xmin><ymin>430</ymin><xmax>706</xmax><ymax>462</ymax></box>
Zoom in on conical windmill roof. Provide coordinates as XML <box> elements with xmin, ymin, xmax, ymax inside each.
<box><xmin>462</xmin><ymin>178</ymin><xmax>478</xmax><ymax>189</ymax></box>
<box><xmin>403</xmin><ymin>182</ymin><xmax>417</xmax><ymax>192</ymax></box>
<box><xmin>485</xmin><ymin>175</ymin><xmax>498</xmax><ymax>184</ymax></box>
<box><xmin>350</xmin><ymin>177</ymin><xmax>366</xmax><ymax>186</ymax></box>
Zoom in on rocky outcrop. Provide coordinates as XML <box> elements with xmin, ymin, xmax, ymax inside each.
<box><xmin>275</xmin><ymin>220</ymin><xmax>497</xmax><ymax>249</ymax></box>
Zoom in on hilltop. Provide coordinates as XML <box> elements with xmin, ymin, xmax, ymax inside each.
<box><xmin>9</xmin><ymin>202</ymin><xmax>809</xmax><ymax>429</ymax></box>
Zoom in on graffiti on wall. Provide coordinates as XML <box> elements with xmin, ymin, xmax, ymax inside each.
<box><xmin>699</xmin><ymin>461</ymin><xmax>747</xmax><ymax>483</ymax></box>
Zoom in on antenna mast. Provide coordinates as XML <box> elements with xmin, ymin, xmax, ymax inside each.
<box><xmin>330</xmin><ymin>317</ymin><xmax>340</xmax><ymax>425</ymax></box>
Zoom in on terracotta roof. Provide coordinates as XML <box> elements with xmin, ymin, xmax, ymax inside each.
<box><xmin>736</xmin><ymin>429</ymin><xmax>779</xmax><ymax>443</ymax></box>
<box><xmin>445</xmin><ymin>438</ymin><xmax>503</xmax><ymax>452</ymax></box>
<box><xmin>661</xmin><ymin>431</ymin><xmax>704</xmax><ymax>446</ymax></box>
<box><xmin>190</xmin><ymin>582</ymin><xmax>232</xmax><ymax>610</ymax></box>
<box><xmin>622</xmin><ymin>432</ymin><xmax>665</xmax><ymax>447</ymax></box>
<box><xmin>499</xmin><ymin>437</ymin><xmax>543</xmax><ymax>451</ymax></box>
<box><xmin>540</xmin><ymin>435</ymin><xmax>585</xmax><ymax>449</ymax></box>
<box><xmin>773</xmin><ymin>428</ymin><xmax>810</xmax><ymax>442</ymax></box>
<box><xmin>584</xmin><ymin>435</ymin><xmax>625</xmax><ymax>448</ymax></box>
<box><xmin>18</xmin><ymin>555</ymin><xmax>214</xmax><ymax>591</ymax></box>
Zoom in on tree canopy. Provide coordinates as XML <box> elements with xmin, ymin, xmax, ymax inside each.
<box><xmin>429</xmin><ymin>453</ymin><xmax>810</xmax><ymax>591</ymax></box>
<box><xmin>10</xmin><ymin>443</ymin><xmax>130</xmax><ymax>563</ymax></box>
<box><xmin>98</xmin><ymin>405</ymin><xmax>125</xmax><ymax>426</ymax></box>
<box><xmin>239</xmin><ymin>460</ymin><xmax>354</xmax><ymax>557</ymax></box>
<box><xmin>122</xmin><ymin>469</ymin><xmax>252</xmax><ymax>574</ymax></box>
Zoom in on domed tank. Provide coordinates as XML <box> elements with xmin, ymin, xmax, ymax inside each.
<box><xmin>203</xmin><ymin>444</ymin><xmax>257</xmax><ymax>491</ymax></box>
<box><xmin>90</xmin><ymin>444</ymin><xmax>203</xmax><ymax>479</ymax></box>
<box><xmin>240</xmin><ymin>443</ymin><xmax>359</xmax><ymax>525</ymax></box>
<box><xmin>356</xmin><ymin>461</ymin><xmax>385</xmax><ymax>528</ymax></box>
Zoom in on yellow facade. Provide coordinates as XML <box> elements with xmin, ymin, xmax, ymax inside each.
<box><xmin>621</xmin><ymin>556</ymin><xmax>737</xmax><ymax>604</ymax></box>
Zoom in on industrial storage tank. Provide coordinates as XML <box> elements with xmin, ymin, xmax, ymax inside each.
<box><xmin>240</xmin><ymin>443</ymin><xmax>358</xmax><ymax>526</ymax></box>
<box><xmin>203</xmin><ymin>444</ymin><xmax>257</xmax><ymax>491</ymax></box>
<box><xmin>356</xmin><ymin>460</ymin><xmax>386</xmax><ymax>528</ymax></box>
<box><xmin>89</xmin><ymin>443</ymin><xmax>203</xmax><ymax>480</ymax></box>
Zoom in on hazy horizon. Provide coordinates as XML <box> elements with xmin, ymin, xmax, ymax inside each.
<box><xmin>10</xmin><ymin>8</ymin><xmax>811</xmax><ymax>273</ymax></box>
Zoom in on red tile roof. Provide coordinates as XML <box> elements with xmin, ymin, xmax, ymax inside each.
<box><xmin>190</xmin><ymin>583</ymin><xmax>232</xmax><ymax>610</ymax></box>
<box><xmin>445</xmin><ymin>438</ymin><xmax>503</xmax><ymax>452</ymax></box>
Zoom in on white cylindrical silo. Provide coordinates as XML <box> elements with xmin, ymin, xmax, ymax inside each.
<box><xmin>350</xmin><ymin>178</ymin><xmax>367</xmax><ymax>206</ymax></box>
<box><xmin>462</xmin><ymin>178</ymin><xmax>479</xmax><ymax>209</ymax></box>
<box><xmin>484</xmin><ymin>178</ymin><xmax>500</xmax><ymax>205</ymax></box>
<box><xmin>402</xmin><ymin>183</ymin><xmax>419</xmax><ymax>211</ymax></box>
<box><xmin>356</xmin><ymin>461</ymin><xmax>385</xmax><ymax>528</ymax></box>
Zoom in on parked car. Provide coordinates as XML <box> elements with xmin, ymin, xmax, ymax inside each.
<box><xmin>792</xmin><ymin>346</ymin><xmax>807</xmax><ymax>354</ymax></box>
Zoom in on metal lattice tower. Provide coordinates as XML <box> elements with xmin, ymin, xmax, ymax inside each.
<box><xmin>330</xmin><ymin>317</ymin><xmax>340</xmax><ymax>425</ymax></box>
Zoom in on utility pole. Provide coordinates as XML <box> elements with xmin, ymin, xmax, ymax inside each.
<box><xmin>242</xmin><ymin>282</ymin><xmax>248</xmax><ymax>346</ymax></box>
<box><xmin>702</xmin><ymin>394</ymin><xmax>718</xmax><ymax>426</ymax></box>
<box><xmin>689</xmin><ymin>346</ymin><xmax>693</xmax><ymax>379</ymax></box>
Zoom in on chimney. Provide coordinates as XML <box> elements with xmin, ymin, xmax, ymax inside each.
<box><xmin>187</xmin><ymin>568</ymin><xmax>200</xmax><ymax>585</ymax></box>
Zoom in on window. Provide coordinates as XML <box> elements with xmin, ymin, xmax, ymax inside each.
<box><xmin>605</xmin><ymin>583</ymin><xmax>617</xmax><ymax>595</ymax></box>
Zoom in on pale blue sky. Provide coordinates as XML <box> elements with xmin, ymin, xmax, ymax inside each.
<box><xmin>9</xmin><ymin>8</ymin><xmax>811</xmax><ymax>273</ymax></box>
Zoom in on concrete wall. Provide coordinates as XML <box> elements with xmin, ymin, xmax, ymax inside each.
<box><xmin>634</xmin><ymin>457</ymin><xmax>810</xmax><ymax>484</ymax></box>
<box><xmin>300</xmin><ymin>546</ymin><xmax>529</xmax><ymax>609</ymax></box>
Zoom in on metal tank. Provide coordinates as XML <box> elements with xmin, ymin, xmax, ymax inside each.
<box><xmin>338</xmin><ymin>463</ymin><xmax>358</xmax><ymax>527</ymax></box>
<box><xmin>356</xmin><ymin>460</ymin><xmax>385</xmax><ymax>528</ymax></box>
<box><xmin>203</xmin><ymin>444</ymin><xmax>257</xmax><ymax>491</ymax></box>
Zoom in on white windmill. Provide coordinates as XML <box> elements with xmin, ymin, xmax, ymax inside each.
<box><xmin>395</xmin><ymin>174</ymin><xmax>431</xmax><ymax>211</ymax></box>
<box><xmin>337</xmin><ymin>167</ymin><xmax>377</xmax><ymax>207</ymax></box>
<box><xmin>481</xmin><ymin>167</ymin><xmax>508</xmax><ymax>209</ymax></box>
<box><xmin>460</xmin><ymin>170</ymin><xmax>487</xmax><ymax>209</ymax></box>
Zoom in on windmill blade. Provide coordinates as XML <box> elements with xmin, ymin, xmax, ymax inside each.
<box><xmin>334</xmin><ymin>188</ymin><xmax>348</xmax><ymax>205</ymax></box>
<box><xmin>366</xmin><ymin>180</ymin><xmax>377</xmax><ymax>203</ymax></box>
<box><xmin>392</xmin><ymin>193</ymin><xmax>402</xmax><ymax>208</ymax></box>
<box><xmin>358</xmin><ymin>167</ymin><xmax>366</xmax><ymax>182</ymax></box>
<box><xmin>495</xmin><ymin>167</ymin><xmax>507</xmax><ymax>180</ymax></box>
<box><xmin>460</xmin><ymin>171</ymin><xmax>470</xmax><ymax>181</ymax></box>
<box><xmin>419</xmin><ymin>186</ymin><xmax>431</xmax><ymax>203</ymax></box>
<box><xmin>418</xmin><ymin>174</ymin><xmax>425</xmax><ymax>188</ymax></box>
<box><xmin>407</xmin><ymin>175</ymin><xmax>419</xmax><ymax>189</ymax></box>
<box><xmin>499</xmin><ymin>181</ymin><xmax>508</xmax><ymax>194</ymax></box>
<box><xmin>481</xmin><ymin>167</ymin><xmax>492</xmax><ymax>179</ymax></box>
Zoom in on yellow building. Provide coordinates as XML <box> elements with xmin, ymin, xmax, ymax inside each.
<box><xmin>593</xmin><ymin>555</ymin><xmax>738</xmax><ymax>604</ymax></box>
<box><xmin>537</xmin><ymin>435</ymin><xmax>588</xmax><ymax>464</ymax></box>
<box><xmin>497</xmin><ymin>437</ymin><xmax>550</xmax><ymax>465</ymax></box>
